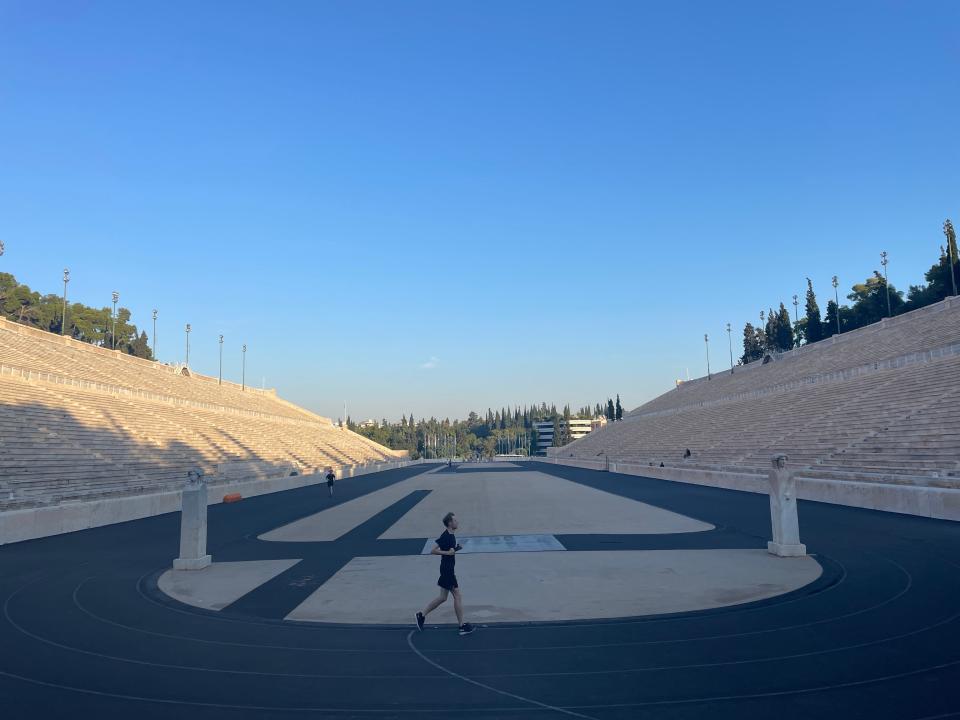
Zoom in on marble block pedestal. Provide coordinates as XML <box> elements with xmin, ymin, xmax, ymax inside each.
<box><xmin>174</xmin><ymin>475</ymin><xmax>212</xmax><ymax>571</ymax></box>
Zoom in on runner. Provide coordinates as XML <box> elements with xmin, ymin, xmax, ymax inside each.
<box><xmin>415</xmin><ymin>512</ymin><xmax>474</xmax><ymax>636</ymax></box>
<box><xmin>325</xmin><ymin>467</ymin><xmax>336</xmax><ymax>498</ymax></box>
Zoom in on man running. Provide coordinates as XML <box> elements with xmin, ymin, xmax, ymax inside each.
<box><xmin>415</xmin><ymin>512</ymin><xmax>474</xmax><ymax>636</ymax></box>
<box><xmin>325</xmin><ymin>467</ymin><xmax>336</xmax><ymax>498</ymax></box>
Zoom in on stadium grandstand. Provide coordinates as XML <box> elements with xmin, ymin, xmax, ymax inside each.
<box><xmin>0</xmin><ymin>316</ymin><xmax>404</xmax><ymax>514</ymax></box>
<box><xmin>551</xmin><ymin>295</ymin><xmax>960</xmax><ymax>515</ymax></box>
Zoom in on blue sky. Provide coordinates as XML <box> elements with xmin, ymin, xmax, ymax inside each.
<box><xmin>1</xmin><ymin>1</ymin><xmax>957</xmax><ymax>421</ymax></box>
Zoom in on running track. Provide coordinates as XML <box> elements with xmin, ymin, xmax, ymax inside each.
<box><xmin>1</xmin><ymin>462</ymin><xmax>958</xmax><ymax>719</ymax></box>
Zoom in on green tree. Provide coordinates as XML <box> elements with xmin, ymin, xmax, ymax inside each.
<box><xmin>615</xmin><ymin>394</ymin><xmax>623</xmax><ymax>421</ymax></box>
<box><xmin>822</xmin><ymin>300</ymin><xmax>840</xmax><ymax>339</ymax></box>
<box><xmin>764</xmin><ymin>308</ymin><xmax>777</xmax><ymax>352</ymax></box>
<box><xmin>846</xmin><ymin>272</ymin><xmax>905</xmax><ymax>329</ymax></box>
<box><xmin>128</xmin><ymin>330</ymin><xmax>153</xmax><ymax>359</ymax></box>
<box><xmin>606</xmin><ymin>398</ymin><xmax>615</xmax><ymax>420</ymax></box>
<box><xmin>804</xmin><ymin>278</ymin><xmax>823</xmax><ymax>344</ymax></box>
<box><xmin>741</xmin><ymin>322</ymin><xmax>765</xmax><ymax>363</ymax></box>
<box><xmin>905</xmin><ymin>224</ymin><xmax>958</xmax><ymax>309</ymax></box>
<box><xmin>776</xmin><ymin>303</ymin><xmax>793</xmax><ymax>351</ymax></box>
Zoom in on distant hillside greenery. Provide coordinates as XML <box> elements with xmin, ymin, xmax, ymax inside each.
<box><xmin>741</xmin><ymin>219</ymin><xmax>959</xmax><ymax>363</ymax></box>
<box><xmin>352</xmin><ymin>396</ymin><xmax>624</xmax><ymax>459</ymax></box>
<box><xmin>0</xmin><ymin>272</ymin><xmax>153</xmax><ymax>359</ymax></box>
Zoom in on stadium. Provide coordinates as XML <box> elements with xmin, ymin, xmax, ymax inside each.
<box><xmin>2</xmin><ymin>4</ymin><xmax>959</xmax><ymax>719</ymax></box>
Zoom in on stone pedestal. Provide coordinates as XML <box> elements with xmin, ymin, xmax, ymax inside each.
<box><xmin>174</xmin><ymin>477</ymin><xmax>211</xmax><ymax>570</ymax></box>
<box><xmin>767</xmin><ymin>454</ymin><xmax>806</xmax><ymax>557</ymax></box>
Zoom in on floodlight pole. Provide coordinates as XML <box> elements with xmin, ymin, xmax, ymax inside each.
<box><xmin>111</xmin><ymin>291</ymin><xmax>119</xmax><ymax>350</ymax></box>
<box><xmin>832</xmin><ymin>276</ymin><xmax>841</xmax><ymax>334</ymax></box>
<box><xmin>944</xmin><ymin>220</ymin><xmax>957</xmax><ymax>296</ymax></box>
<box><xmin>726</xmin><ymin>322</ymin><xmax>733</xmax><ymax>373</ymax></box>
<box><xmin>704</xmin><ymin>333</ymin><xmax>711</xmax><ymax>380</ymax></box>
<box><xmin>61</xmin><ymin>269</ymin><xmax>70</xmax><ymax>336</ymax></box>
<box><xmin>881</xmin><ymin>251</ymin><xmax>891</xmax><ymax>317</ymax></box>
<box><xmin>218</xmin><ymin>334</ymin><xmax>224</xmax><ymax>385</ymax></box>
<box><xmin>242</xmin><ymin>344</ymin><xmax>247</xmax><ymax>391</ymax></box>
<box><xmin>185</xmin><ymin>323</ymin><xmax>191</xmax><ymax>365</ymax></box>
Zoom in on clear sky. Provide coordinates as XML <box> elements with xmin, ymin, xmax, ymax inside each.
<box><xmin>1</xmin><ymin>1</ymin><xmax>957</xmax><ymax>422</ymax></box>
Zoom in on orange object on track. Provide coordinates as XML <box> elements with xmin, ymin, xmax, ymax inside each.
<box><xmin>222</xmin><ymin>493</ymin><xmax>242</xmax><ymax>503</ymax></box>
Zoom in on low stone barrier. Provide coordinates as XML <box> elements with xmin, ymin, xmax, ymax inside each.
<box><xmin>542</xmin><ymin>457</ymin><xmax>960</xmax><ymax>521</ymax></box>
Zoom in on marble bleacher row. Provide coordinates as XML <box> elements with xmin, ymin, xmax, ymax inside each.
<box><xmin>633</xmin><ymin>296</ymin><xmax>960</xmax><ymax>417</ymax></box>
<box><xmin>0</xmin><ymin>319</ymin><xmax>400</xmax><ymax>509</ymax></box>
<box><xmin>560</xmin><ymin>296</ymin><xmax>960</xmax><ymax>486</ymax></box>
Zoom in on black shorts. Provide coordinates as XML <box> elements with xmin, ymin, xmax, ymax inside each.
<box><xmin>326</xmin><ymin>480</ymin><xmax>334</xmax><ymax>486</ymax></box>
<box><xmin>437</xmin><ymin>574</ymin><xmax>458</xmax><ymax>590</ymax></box>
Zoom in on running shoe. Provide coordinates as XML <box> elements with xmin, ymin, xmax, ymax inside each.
<box><xmin>415</xmin><ymin>612</ymin><xmax>425</xmax><ymax>631</ymax></box>
<box><xmin>458</xmin><ymin>623</ymin><xmax>475</xmax><ymax>636</ymax></box>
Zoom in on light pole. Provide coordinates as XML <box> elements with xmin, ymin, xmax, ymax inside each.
<box><xmin>704</xmin><ymin>333</ymin><xmax>711</xmax><ymax>380</ymax></box>
<box><xmin>152</xmin><ymin>309</ymin><xmax>158</xmax><ymax>359</ymax></box>
<box><xmin>242</xmin><ymin>344</ymin><xmax>247</xmax><ymax>391</ymax></box>
<box><xmin>218</xmin><ymin>334</ymin><xmax>224</xmax><ymax>385</ymax></box>
<box><xmin>945</xmin><ymin>219</ymin><xmax>957</xmax><ymax>296</ymax></box>
<box><xmin>111</xmin><ymin>291</ymin><xmax>119</xmax><ymax>350</ymax></box>
<box><xmin>759</xmin><ymin>311</ymin><xmax>766</xmax><ymax>354</ymax></box>
<box><xmin>880</xmin><ymin>251</ymin><xmax>891</xmax><ymax>317</ymax></box>
<box><xmin>61</xmin><ymin>269</ymin><xmax>70</xmax><ymax>336</ymax></box>
<box><xmin>832</xmin><ymin>276</ymin><xmax>841</xmax><ymax>334</ymax></box>
<box><xmin>792</xmin><ymin>294</ymin><xmax>799</xmax><ymax>347</ymax></box>
<box><xmin>185</xmin><ymin>323</ymin><xmax>191</xmax><ymax>365</ymax></box>
<box><xmin>726</xmin><ymin>322</ymin><xmax>733</xmax><ymax>373</ymax></box>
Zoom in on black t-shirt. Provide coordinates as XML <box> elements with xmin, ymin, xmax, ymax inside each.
<box><xmin>436</xmin><ymin>529</ymin><xmax>456</xmax><ymax>575</ymax></box>
<box><xmin>326</xmin><ymin>473</ymin><xmax>335</xmax><ymax>484</ymax></box>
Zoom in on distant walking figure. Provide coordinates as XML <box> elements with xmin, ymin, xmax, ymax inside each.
<box><xmin>325</xmin><ymin>467</ymin><xmax>336</xmax><ymax>498</ymax></box>
<box><xmin>415</xmin><ymin>512</ymin><xmax>474</xmax><ymax>636</ymax></box>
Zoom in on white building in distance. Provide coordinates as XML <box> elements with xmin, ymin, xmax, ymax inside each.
<box><xmin>534</xmin><ymin>418</ymin><xmax>606</xmax><ymax>455</ymax></box>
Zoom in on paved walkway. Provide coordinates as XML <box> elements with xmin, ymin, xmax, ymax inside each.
<box><xmin>1</xmin><ymin>462</ymin><xmax>958</xmax><ymax>719</ymax></box>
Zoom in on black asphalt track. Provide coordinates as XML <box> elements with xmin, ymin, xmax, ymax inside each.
<box><xmin>1</xmin><ymin>461</ymin><xmax>958</xmax><ymax>719</ymax></box>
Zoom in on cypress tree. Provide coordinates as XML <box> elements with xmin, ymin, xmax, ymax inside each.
<box><xmin>764</xmin><ymin>308</ymin><xmax>777</xmax><ymax>352</ymax></box>
<box><xmin>606</xmin><ymin>398</ymin><xmax>615</xmax><ymax>420</ymax></box>
<box><xmin>823</xmin><ymin>300</ymin><xmax>839</xmax><ymax>339</ymax></box>
<box><xmin>804</xmin><ymin>278</ymin><xmax>823</xmax><ymax>344</ymax></box>
<box><xmin>776</xmin><ymin>303</ymin><xmax>794</xmax><ymax>351</ymax></box>
<box><xmin>741</xmin><ymin>322</ymin><xmax>765</xmax><ymax>363</ymax></box>
<box><xmin>615</xmin><ymin>394</ymin><xmax>623</xmax><ymax>421</ymax></box>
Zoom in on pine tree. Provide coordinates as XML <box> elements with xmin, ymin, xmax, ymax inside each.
<box><xmin>615</xmin><ymin>394</ymin><xmax>623</xmax><ymax>421</ymax></box>
<box><xmin>804</xmin><ymin>278</ymin><xmax>823</xmax><ymax>344</ymax></box>
<box><xmin>606</xmin><ymin>398</ymin><xmax>615</xmax><ymax>420</ymax></box>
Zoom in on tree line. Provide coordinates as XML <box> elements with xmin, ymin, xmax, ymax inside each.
<box><xmin>741</xmin><ymin>219</ymin><xmax>958</xmax><ymax>363</ymax></box>
<box><xmin>0</xmin><ymin>272</ymin><xmax>154</xmax><ymax>359</ymax></box>
<box><xmin>352</xmin><ymin>395</ymin><xmax>623</xmax><ymax>459</ymax></box>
